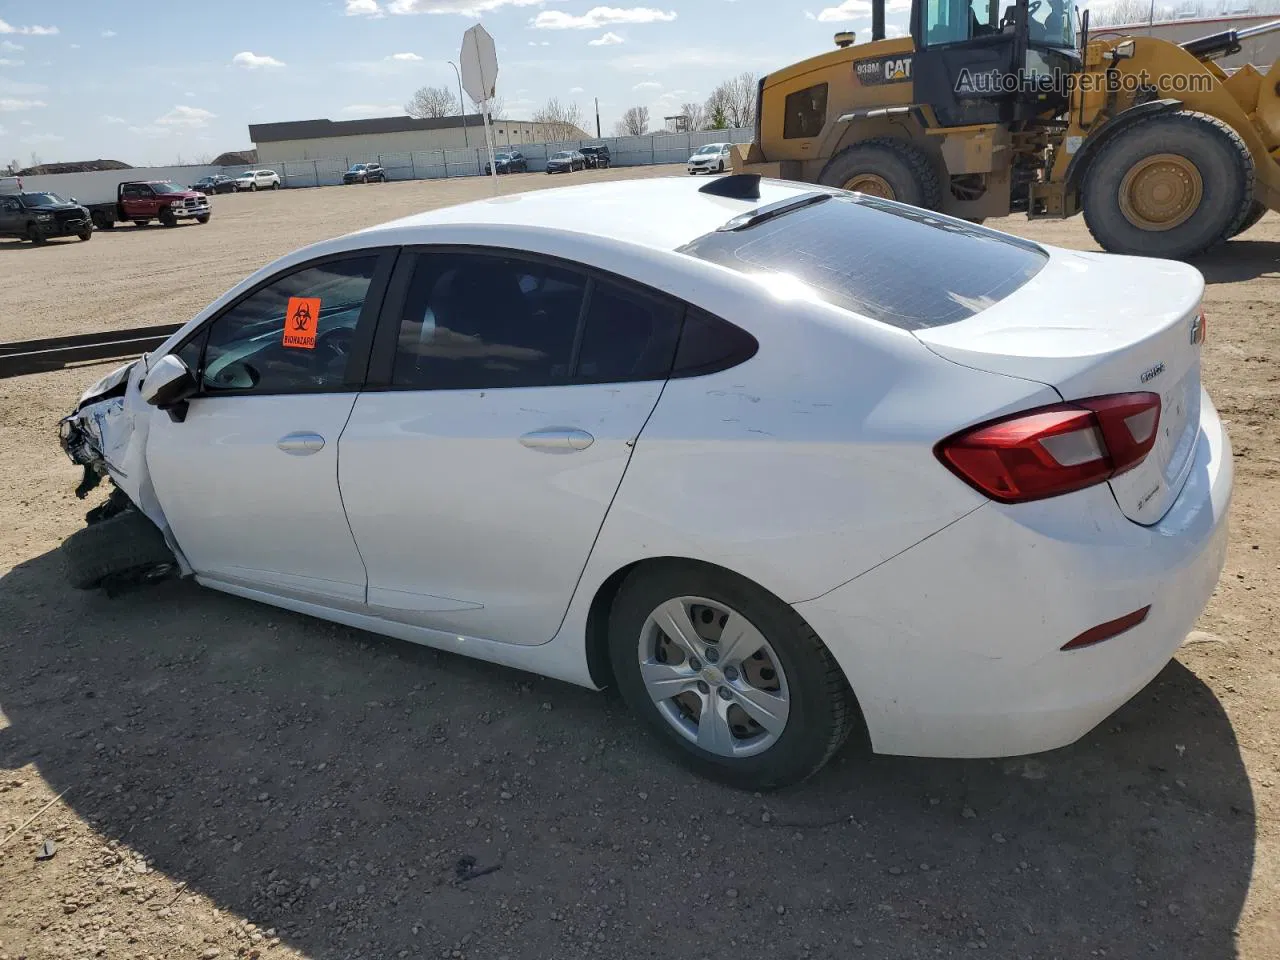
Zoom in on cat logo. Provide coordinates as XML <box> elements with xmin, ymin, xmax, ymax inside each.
<box><xmin>854</xmin><ymin>54</ymin><xmax>913</xmax><ymax>86</ymax></box>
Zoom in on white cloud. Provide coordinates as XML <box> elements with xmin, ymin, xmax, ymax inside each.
<box><xmin>389</xmin><ymin>0</ymin><xmax>551</xmax><ymax>15</ymax></box>
<box><xmin>534</xmin><ymin>7</ymin><xmax>676</xmax><ymax>29</ymax></box>
<box><xmin>0</xmin><ymin>20</ymin><xmax>59</xmax><ymax>35</ymax></box>
<box><xmin>102</xmin><ymin>29</ymin><xmax>117</xmax><ymax>38</ymax></box>
<box><xmin>156</xmin><ymin>104</ymin><xmax>216</xmax><ymax>127</ymax></box>
<box><xmin>232</xmin><ymin>51</ymin><xmax>285</xmax><ymax>69</ymax></box>
<box><xmin>70</xmin><ymin>43</ymin><xmax>80</xmax><ymax>49</ymax></box>
<box><xmin>388</xmin><ymin>52</ymin><xmax>423</xmax><ymax>60</ymax></box>
<box><xmin>814</xmin><ymin>1</ymin><xmax>871</xmax><ymax>20</ymax></box>
<box><xmin>527</xmin><ymin>40</ymin><xmax>550</xmax><ymax>45</ymax></box>
<box><xmin>633</xmin><ymin>80</ymin><xmax>662</xmax><ymax>90</ymax></box>
<box><xmin>0</xmin><ymin>98</ymin><xmax>45</xmax><ymax>111</ymax></box>
<box><xmin>102</xmin><ymin>114</ymin><xmax>127</xmax><ymax>124</ymax></box>
<box><xmin>588</xmin><ymin>31</ymin><xmax>624</xmax><ymax>45</ymax></box>
<box><xmin>0</xmin><ymin>123</ymin><xmax>5</xmax><ymax>136</ymax></box>
<box><xmin>345</xmin><ymin>0</ymin><xmax>382</xmax><ymax>15</ymax></box>
<box><xmin>128</xmin><ymin>124</ymin><xmax>171</xmax><ymax>139</ymax></box>
<box><xmin>0</xmin><ymin>58</ymin><xmax>22</xmax><ymax>66</ymax></box>
<box><xmin>341</xmin><ymin>103</ymin><xmax>404</xmax><ymax>117</ymax></box>
<box><xmin>1</xmin><ymin>40</ymin><xmax>21</xmax><ymax>50</ymax></box>
<box><xmin>569</xmin><ymin>86</ymin><xmax>585</xmax><ymax>93</ymax></box>
<box><xmin>21</xmin><ymin>131</ymin><xmax>62</xmax><ymax>144</ymax></box>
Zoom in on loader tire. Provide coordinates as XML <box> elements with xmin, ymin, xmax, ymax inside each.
<box><xmin>818</xmin><ymin>138</ymin><xmax>943</xmax><ymax>210</ymax></box>
<box><xmin>61</xmin><ymin>510</ymin><xmax>177</xmax><ymax>591</ymax></box>
<box><xmin>1082</xmin><ymin>110</ymin><xmax>1254</xmax><ymax>259</ymax></box>
<box><xmin>1231</xmin><ymin>201</ymin><xmax>1268</xmax><ymax>238</ymax></box>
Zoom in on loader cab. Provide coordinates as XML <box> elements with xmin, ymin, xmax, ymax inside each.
<box><xmin>907</xmin><ymin>0</ymin><xmax>1081</xmax><ymax>126</ymax></box>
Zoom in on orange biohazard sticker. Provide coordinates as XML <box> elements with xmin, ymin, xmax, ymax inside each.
<box><xmin>282</xmin><ymin>297</ymin><xmax>320</xmax><ymax>349</ymax></box>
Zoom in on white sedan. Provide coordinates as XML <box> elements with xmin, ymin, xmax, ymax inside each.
<box><xmin>57</xmin><ymin>174</ymin><xmax>1231</xmax><ymax>790</ymax></box>
<box><xmin>688</xmin><ymin>142</ymin><xmax>733</xmax><ymax>174</ymax></box>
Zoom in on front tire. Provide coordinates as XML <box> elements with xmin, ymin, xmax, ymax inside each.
<box><xmin>817</xmin><ymin>137</ymin><xmax>943</xmax><ymax>209</ymax></box>
<box><xmin>608</xmin><ymin>562</ymin><xmax>860</xmax><ymax>790</ymax></box>
<box><xmin>159</xmin><ymin>208</ymin><xmax>177</xmax><ymax>228</ymax></box>
<box><xmin>250</xmin><ymin>182</ymin><xmax>258</xmax><ymax>192</ymax></box>
<box><xmin>78</xmin><ymin>228</ymin><xmax>93</xmax><ymax>241</ymax></box>
<box><xmin>1081</xmin><ymin>110</ymin><xmax>1254</xmax><ymax>259</ymax></box>
<box><xmin>196</xmin><ymin>214</ymin><xmax>211</xmax><ymax>224</ymax></box>
<box><xmin>26</xmin><ymin>225</ymin><xmax>46</xmax><ymax>245</ymax></box>
<box><xmin>1231</xmin><ymin>200</ymin><xmax>1268</xmax><ymax>238</ymax></box>
<box><xmin>61</xmin><ymin>510</ymin><xmax>177</xmax><ymax>591</ymax></box>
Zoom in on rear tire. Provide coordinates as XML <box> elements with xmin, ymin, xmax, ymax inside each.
<box><xmin>608</xmin><ymin>562</ymin><xmax>861</xmax><ymax>791</ymax></box>
<box><xmin>61</xmin><ymin>510</ymin><xmax>177</xmax><ymax>591</ymax></box>
<box><xmin>1081</xmin><ymin>110</ymin><xmax>1254</xmax><ymax>259</ymax></box>
<box><xmin>818</xmin><ymin>137</ymin><xmax>943</xmax><ymax>210</ymax></box>
<box><xmin>1231</xmin><ymin>200</ymin><xmax>1268</xmax><ymax>238</ymax></box>
<box><xmin>271</xmin><ymin>181</ymin><xmax>280</xmax><ymax>190</ymax></box>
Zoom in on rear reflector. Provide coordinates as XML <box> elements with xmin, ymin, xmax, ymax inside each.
<box><xmin>1061</xmin><ymin>606</ymin><xmax>1151</xmax><ymax>651</ymax></box>
<box><xmin>935</xmin><ymin>392</ymin><xmax>1161</xmax><ymax>503</ymax></box>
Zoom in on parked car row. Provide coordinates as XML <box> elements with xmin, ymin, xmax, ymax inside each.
<box><xmin>189</xmin><ymin>169</ymin><xmax>282</xmax><ymax>195</ymax></box>
<box><xmin>2</xmin><ymin>175</ymin><xmax>212</xmax><ymax>242</ymax></box>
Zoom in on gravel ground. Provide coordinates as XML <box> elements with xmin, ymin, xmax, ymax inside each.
<box><xmin>1</xmin><ymin>167</ymin><xmax>1278</xmax><ymax>960</ymax></box>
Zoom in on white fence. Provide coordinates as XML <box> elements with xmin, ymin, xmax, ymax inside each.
<box><xmin>14</xmin><ymin>128</ymin><xmax>754</xmax><ymax>200</ymax></box>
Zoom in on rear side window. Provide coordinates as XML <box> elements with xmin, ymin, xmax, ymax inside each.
<box><xmin>784</xmin><ymin>84</ymin><xmax>828</xmax><ymax>139</ymax></box>
<box><xmin>677</xmin><ymin>194</ymin><xmax>1048</xmax><ymax>331</ymax></box>
<box><xmin>391</xmin><ymin>252</ymin><xmax>587</xmax><ymax>390</ymax></box>
<box><xmin>671</xmin><ymin>308</ymin><xmax>758</xmax><ymax>377</ymax></box>
<box><xmin>576</xmin><ymin>279</ymin><xmax>683</xmax><ymax>382</ymax></box>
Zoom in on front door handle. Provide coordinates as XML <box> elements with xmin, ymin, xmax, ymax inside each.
<box><xmin>519</xmin><ymin>427</ymin><xmax>595</xmax><ymax>453</ymax></box>
<box><xmin>277</xmin><ymin>432</ymin><xmax>326</xmax><ymax>456</ymax></box>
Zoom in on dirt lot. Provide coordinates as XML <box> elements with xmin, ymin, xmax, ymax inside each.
<box><xmin>1</xmin><ymin>166</ymin><xmax>1278</xmax><ymax>960</ymax></box>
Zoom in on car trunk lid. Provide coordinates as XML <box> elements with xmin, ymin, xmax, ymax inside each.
<box><xmin>915</xmin><ymin>249</ymin><xmax>1205</xmax><ymax>526</ymax></box>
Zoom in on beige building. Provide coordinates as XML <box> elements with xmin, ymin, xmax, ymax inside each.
<box><xmin>249</xmin><ymin>113</ymin><xmax>593</xmax><ymax>163</ymax></box>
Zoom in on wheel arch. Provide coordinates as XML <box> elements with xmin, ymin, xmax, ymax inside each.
<box><xmin>581</xmin><ymin>555</ymin><xmax>859</xmax><ymax>703</ymax></box>
<box><xmin>1064</xmin><ymin>98</ymin><xmax>1183</xmax><ymax>193</ymax></box>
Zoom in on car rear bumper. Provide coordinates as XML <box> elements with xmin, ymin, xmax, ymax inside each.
<box><xmin>794</xmin><ymin>387</ymin><xmax>1233</xmax><ymax>759</ymax></box>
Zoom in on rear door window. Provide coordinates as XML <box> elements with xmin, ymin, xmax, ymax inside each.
<box><xmin>677</xmin><ymin>193</ymin><xmax>1047</xmax><ymax>330</ymax></box>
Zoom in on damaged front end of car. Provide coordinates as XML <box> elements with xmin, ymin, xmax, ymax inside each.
<box><xmin>57</xmin><ymin>356</ymin><xmax>191</xmax><ymax>591</ymax></box>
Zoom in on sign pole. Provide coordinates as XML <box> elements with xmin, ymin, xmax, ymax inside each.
<box><xmin>482</xmin><ymin>99</ymin><xmax>499</xmax><ymax>193</ymax></box>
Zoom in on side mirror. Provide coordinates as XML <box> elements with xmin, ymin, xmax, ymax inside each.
<box><xmin>141</xmin><ymin>354</ymin><xmax>197</xmax><ymax>421</ymax></box>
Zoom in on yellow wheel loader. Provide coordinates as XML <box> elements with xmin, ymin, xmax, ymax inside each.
<box><xmin>733</xmin><ymin>2</ymin><xmax>1280</xmax><ymax>258</ymax></box>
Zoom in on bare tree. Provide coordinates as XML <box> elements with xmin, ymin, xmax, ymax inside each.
<box><xmin>6</xmin><ymin>158</ymin><xmax>21</xmax><ymax>175</ymax></box>
<box><xmin>680</xmin><ymin>101</ymin><xmax>706</xmax><ymax>133</ymax></box>
<box><xmin>193</xmin><ymin>152</ymin><xmax>214</xmax><ymax>165</ymax></box>
<box><xmin>532</xmin><ymin>97</ymin><xmax>584</xmax><ymax>141</ymax></box>
<box><xmin>406</xmin><ymin>85</ymin><xmax>459</xmax><ymax>119</ymax></box>
<box><xmin>618</xmin><ymin>105</ymin><xmax>650</xmax><ymax>136</ymax></box>
<box><xmin>469</xmin><ymin>94</ymin><xmax>506</xmax><ymax>118</ymax></box>
<box><xmin>704</xmin><ymin>71</ymin><xmax>757</xmax><ymax>130</ymax></box>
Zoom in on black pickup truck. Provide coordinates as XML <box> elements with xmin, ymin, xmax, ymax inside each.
<box><xmin>0</xmin><ymin>187</ymin><xmax>93</xmax><ymax>244</ymax></box>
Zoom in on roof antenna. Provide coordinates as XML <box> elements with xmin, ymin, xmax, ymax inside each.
<box><xmin>698</xmin><ymin>173</ymin><xmax>762</xmax><ymax>200</ymax></box>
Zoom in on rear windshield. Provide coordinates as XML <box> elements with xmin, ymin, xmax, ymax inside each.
<box><xmin>677</xmin><ymin>193</ymin><xmax>1048</xmax><ymax>331</ymax></box>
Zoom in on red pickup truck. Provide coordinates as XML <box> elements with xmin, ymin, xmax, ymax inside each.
<box><xmin>86</xmin><ymin>180</ymin><xmax>212</xmax><ymax>230</ymax></box>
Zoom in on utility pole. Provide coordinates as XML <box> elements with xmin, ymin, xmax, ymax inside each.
<box><xmin>447</xmin><ymin>60</ymin><xmax>469</xmax><ymax>147</ymax></box>
<box><xmin>595</xmin><ymin>97</ymin><xmax>601</xmax><ymax>138</ymax></box>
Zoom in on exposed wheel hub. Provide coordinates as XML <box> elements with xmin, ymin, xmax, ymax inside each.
<box><xmin>1118</xmin><ymin>153</ymin><xmax>1203</xmax><ymax>231</ymax></box>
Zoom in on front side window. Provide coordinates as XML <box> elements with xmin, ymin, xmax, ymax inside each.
<box><xmin>151</xmin><ymin>183</ymin><xmax>187</xmax><ymax>195</ymax></box>
<box><xmin>783</xmin><ymin>84</ymin><xmax>828</xmax><ymax>139</ymax></box>
<box><xmin>194</xmin><ymin>256</ymin><xmax>379</xmax><ymax>394</ymax></box>
<box><xmin>926</xmin><ymin>0</ymin><xmax>1001</xmax><ymax>46</ymax></box>
<box><xmin>392</xmin><ymin>252</ymin><xmax>587</xmax><ymax>391</ymax></box>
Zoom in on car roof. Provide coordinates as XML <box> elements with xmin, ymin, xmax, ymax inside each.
<box><xmin>354</xmin><ymin>175</ymin><xmax>816</xmax><ymax>253</ymax></box>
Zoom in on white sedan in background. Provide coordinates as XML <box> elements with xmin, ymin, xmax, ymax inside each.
<box><xmin>57</xmin><ymin>174</ymin><xmax>1231</xmax><ymax>790</ymax></box>
<box><xmin>688</xmin><ymin>142</ymin><xmax>733</xmax><ymax>174</ymax></box>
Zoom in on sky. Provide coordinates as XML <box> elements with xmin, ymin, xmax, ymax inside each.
<box><xmin>0</xmin><ymin>0</ymin><xmax>1198</xmax><ymax>168</ymax></box>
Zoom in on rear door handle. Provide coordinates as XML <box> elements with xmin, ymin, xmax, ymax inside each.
<box><xmin>277</xmin><ymin>432</ymin><xmax>326</xmax><ymax>456</ymax></box>
<box><xmin>519</xmin><ymin>427</ymin><xmax>595</xmax><ymax>453</ymax></box>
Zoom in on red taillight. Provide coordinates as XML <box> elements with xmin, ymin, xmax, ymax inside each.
<box><xmin>935</xmin><ymin>392</ymin><xmax>1161</xmax><ymax>504</ymax></box>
